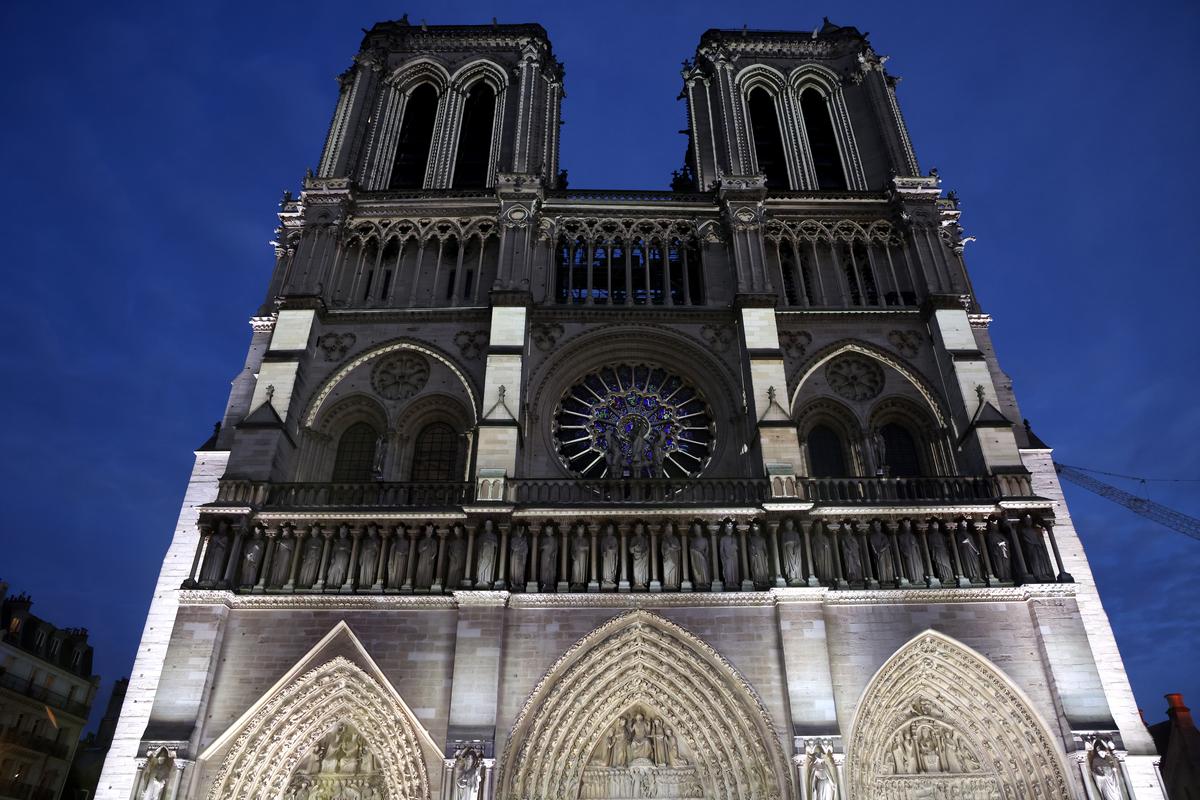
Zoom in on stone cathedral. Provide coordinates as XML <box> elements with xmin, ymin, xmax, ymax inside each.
<box><xmin>96</xmin><ymin>18</ymin><xmax>1164</xmax><ymax>800</ymax></box>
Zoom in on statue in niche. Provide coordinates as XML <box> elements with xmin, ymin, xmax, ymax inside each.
<box><xmin>269</xmin><ymin>531</ymin><xmax>294</xmax><ymax>587</ymax></box>
<box><xmin>199</xmin><ymin>527</ymin><xmax>228</xmax><ymax>584</ymax></box>
<box><xmin>239</xmin><ymin>533</ymin><xmax>264</xmax><ymax>587</ymax></box>
<box><xmin>452</xmin><ymin>746</ymin><xmax>482</xmax><ymax>800</ymax></box>
<box><xmin>140</xmin><ymin>747</ymin><xmax>173</xmax><ymax>800</ymax></box>
<box><xmin>601</xmin><ymin>524</ymin><xmax>619</xmax><ymax>585</ymax></box>
<box><xmin>780</xmin><ymin>519</ymin><xmax>804</xmax><ymax>584</ymax></box>
<box><xmin>688</xmin><ymin>522</ymin><xmax>710</xmax><ymax>585</ymax></box>
<box><xmin>956</xmin><ymin>521</ymin><xmax>983</xmax><ymax>582</ymax></box>
<box><xmin>605</xmin><ymin>429</ymin><xmax>624</xmax><ymax>477</ymax></box>
<box><xmin>629</xmin><ymin>524</ymin><xmax>649</xmax><ymax>588</ymax></box>
<box><xmin>650</xmin><ymin>431</ymin><xmax>666</xmax><ymax>478</ymax></box>
<box><xmin>1019</xmin><ymin>514</ymin><xmax>1056</xmax><ymax>580</ymax></box>
<box><xmin>629</xmin><ymin>424</ymin><xmax>649</xmax><ymax>475</ymax></box>
<box><xmin>651</xmin><ymin>718</ymin><xmax>668</xmax><ymax>764</ymax></box>
<box><xmin>628</xmin><ymin>713</ymin><xmax>654</xmax><ymax>764</ymax></box>
<box><xmin>806</xmin><ymin>739</ymin><xmax>839</xmax><ymax>800</ymax></box>
<box><xmin>661</xmin><ymin>523</ymin><xmax>681</xmax><ymax>589</ymax></box>
<box><xmin>928</xmin><ymin>524</ymin><xmax>955</xmax><ymax>582</ymax></box>
<box><xmin>358</xmin><ymin>529</ymin><xmax>379</xmax><ymax>587</ymax></box>
<box><xmin>719</xmin><ymin>521</ymin><xmax>740</xmax><ymax>587</ymax></box>
<box><xmin>386</xmin><ymin>527</ymin><xmax>409</xmax><ymax>589</ymax></box>
<box><xmin>985</xmin><ymin>519</ymin><xmax>1011</xmax><ymax>582</ymax></box>
<box><xmin>475</xmin><ymin>520</ymin><xmax>498</xmax><ymax>587</ymax></box>
<box><xmin>868</xmin><ymin>521</ymin><xmax>896</xmax><ymax>584</ymax></box>
<box><xmin>840</xmin><ymin>527</ymin><xmax>864</xmax><ymax>583</ymax></box>
<box><xmin>607</xmin><ymin>717</ymin><xmax>630</xmax><ymax>767</ymax></box>
<box><xmin>1088</xmin><ymin>737</ymin><xmax>1124</xmax><ymax>800</ymax></box>
<box><xmin>812</xmin><ymin>523</ymin><xmax>835</xmax><ymax>584</ymax></box>
<box><xmin>897</xmin><ymin>521</ymin><xmax>924</xmax><ymax>584</ymax></box>
<box><xmin>570</xmin><ymin>524</ymin><xmax>589</xmax><ymax>586</ymax></box>
<box><xmin>415</xmin><ymin>525</ymin><xmax>438</xmax><ymax>588</ymax></box>
<box><xmin>372</xmin><ymin>433</ymin><xmax>387</xmax><ymax>480</ymax></box>
<box><xmin>665</xmin><ymin>725</ymin><xmax>687</xmax><ymax>766</ymax></box>
<box><xmin>539</xmin><ymin>524</ymin><xmax>558</xmax><ymax>589</ymax></box>
<box><xmin>297</xmin><ymin>527</ymin><xmax>323</xmax><ymax>588</ymax></box>
<box><xmin>509</xmin><ymin>528</ymin><xmax>529</xmax><ymax>587</ymax></box>
<box><xmin>748</xmin><ymin>522</ymin><xmax>770</xmax><ymax>585</ymax></box>
<box><xmin>326</xmin><ymin>528</ymin><xmax>352</xmax><ymax>588</ymax></box>
<box><xmin>446</xmin><ymin>525</ymin><xmax>467</xmax><ymax>588</ymax></box>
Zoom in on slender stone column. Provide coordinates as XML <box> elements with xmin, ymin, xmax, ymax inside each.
<box><xmin>680</xmin><ymin>522</ymin><xmax>692</xmax><ymax>592</ymax></box>
<box><xmin>974</xmin><ymin>518</ymin><xmax>998</xmax><ymax>586</ymax></box>
<box><xmin>707</xmin><ymin>521</ymin><xmax>723</xmax><ymax>592</ymax></box>
<box><xmin>526</xmin><ymin>525</ymin><xmax>540</xmax><ymax>593</ymax></box>
<box><xmin>374</xmin><ymin>526</ymin><xmax>390</xmax><ymax>590</ymax></box>
<box><xmin>649</xmin><ymin>523</ymin><xmax>661</xmax><ymax>593</ymax></box>
<box><xmin>798</xmin><ymin>520</ymin><xmax>817</xmax><ymax>586</ymax></box>
<box><xmin>859</xmin><ymin>521</ymin><xmax>877</xmax><ymax>588</ymax></box>
<box><xmin>344</xmin><ymin>526</ymin><xmax>362</xmax><ymax>592</ymax></box>
<box><xmin>767</xmin><ymin>520</ymin><xmax>785</xmax><ymax>587</ymax></box>
<box><xmin>432</xmin><ymin>526</ymin><xmax>449</xmax><ymax>593</ymax></box>
<box><xmin>942</xmin><ymin>519</ymin><xmax>968</xmax><ymax>587</ymax></box>
<box><xmin>220</xmin><ymin>522</ymin><xmax>247</xmax><ymax>589</ymax></box>
<box><xmin>558</xmin><ymin>523</ymin><xmax>569</xmax><ymax>593</ymax></box>
<box><xmin>1006</xmin><ymin>517</ymin><xmax>1032</xmax><ymax>584</ymax></box>
<box><xmin>313</xmin><ymin>527</ymin><xmax>334</xmax><ymax>591</ymax></box>
<box><xmin>255</xmin><ymin>527</ymin><xmax>276</xmax><ymax>593</ymax></box>
<box><xmin>887</xmin><ymin>520</ymin><xmax>904</xmax><ymax>587</ymax></box>
<box><xmin>285</xmin><ymin>525</ymin><xmax>304</xmax><ymax>591</ymax></box>
<box><xmin>463</xmin><ymin>523</ymin><xmax>476</xmax><ymax>589</ymax></box>
<box><xmin>828</xmin><ymin>522</ymin><xmax>846</xmax><ymax>588</ymax></box>
<box><xmin>187</xmin><ymin>523</ymin><xmax>211</xmax><ymax>586</ymax></box>
<box><xmin>588</xmin><ymin>522</ymin><xmax>599</xmax><ymax>593</ymax></box>
<box><xmin>403</xmin><ymin>528</ymin><xmax>418</xmax><ymax>592</ymax></box>
<box><xmin>738</xmin><ymin>521</ymin><xmax>753</xmax><ymax>591</ymax></box>
<box><xmin>1043</xmin><ymin>519</ymin><xmax>1074</xmax><ymax>582</ymax></box>
<box><xmin>618</xmin><ymin>523</ymin><xmax>630</xmax><ymax>592</ymax></box>
<box><xmin>495</xmin><ymin>522</ymin><xmax>509</xmax><ymax>590</ymax></box>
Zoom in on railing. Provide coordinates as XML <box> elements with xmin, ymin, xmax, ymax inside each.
<box><xmin>0</xmin><ymin>727</ymin><xmax>70</xmax><ymax>759</ymax></box>
<box><xmin>0</xmin><ymin>669</ymin><xmax>89</xmax><ymax>718</ymax></box>
<box><xmin>508</xmin><ymin>478</ymin><xmax>772</xmax><ymax>507</ymax></box>
<box><xmin>213</xmin><ymin>480</ymin><xmax>472</xmax><ymax>510</ymax></box>
<box><xmin>798</xmin><ymin>474</ymin><xmax>1033</xmax><ymax>505</ymax></box>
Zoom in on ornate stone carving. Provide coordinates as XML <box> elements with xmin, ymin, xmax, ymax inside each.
<box><xmin>286</xmin><ymin>723</ymin><xmax>384</xmax><ymax>800</ymax></box>
<box><xmin>137</xmin><ymin>746</ymin><xmax>173</xmax><ymax>800</ymax></box>
<box><xmin>452</xmin><ymin>746</ymin><xmax>484</xmax><ymax>800</ymax></box>
<box><xmin>780</xmin><ymin>330</ymin><xmax>812</xmax><ymax>360</ymax></box>
<box><xmin>531</xmin><ymin>321</ymin><xmax>565</xmax><ymax>352</ymax></box>
<box><xmin>886</xmin><ymin>330</ymin><xmax>921</xmax><ymax>358</ymax></box>
<box><xmin>371</xmin><ymin>353</ymin><xmax>430</xmax><ymax>401</ymax></box>
<box><xmin>825</xmin><ymin>355</ymin><xmax>884</xmax><ymax>401</ymax></box>
<box><xmin>582</xmin><ymin>707</ymin><xmax>701</xmax><ymax>799</ymax></box>
<box><xmin>803</xmin><ymin>739</ymin><xmax>840</xmax><ymax>800</ymax></box>
<box><xmin>317</xmin><ymin>332</ymin><xmax>357</xmax><ymax>361</ymax></box>
<box><xmin>1085</xmin><ymin>735</ymin><xmax>1126</xmax><ymax>800</ymax></box>
<box><xmin>475</xmin><ymin>520</ymin><xmax>499</xmax><ymax>588</ymax></box>
<box><xmin>452</xmin><ymin>330</ymin><xmax>488</xmax><ymax>360</ymax></box>
<box><xmin>700</xmin><ymin>323</ymin><xmax>735</xmax><ymax>353</ymax></box>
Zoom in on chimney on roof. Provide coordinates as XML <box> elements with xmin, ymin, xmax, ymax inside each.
<box><xmin>1166</xmin><ymin>693</ymin><xmax>1195</xmax><ymax>730</ymax></box>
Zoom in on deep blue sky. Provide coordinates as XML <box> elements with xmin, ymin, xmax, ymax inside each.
<box><xmin>1</xmin><ymin>0</ymin><xmax>1197</xmax><ymax>730</ymax></box>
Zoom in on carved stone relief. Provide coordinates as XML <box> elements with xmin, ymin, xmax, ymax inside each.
<box><xmin>285</xmin><ymin>723</ymin><xmax>384</xmax><ymax>800</ymax></box>
<box><xmin>779</xmin><ymin>330</ymin><xmax>812</xmax><ymax>361</ymax></box>
<box><xmin>371</xmin><ymin>353</ymin><xmax>430</xmax><ymax>401</ymax></box>
<box><xmin>582</xmin><ymin>706</ymin><xmax>701</xmax><ymax>799</ymax></box>
<box><xmin>700</xmin><ymin>324</ymin><xmax>735</xmax><ymax>354</ymax></box>
<box><xmin>317</xmin><ymin>332</ymin><xmax>357</xmax><ymax>361</ymax></box>
<box><xmin>886</xmin><ymin>330</ymin><xmax>921</xmax><ymax>359</ymax></box>
<box><xmin>825</xmin><ymin>355</ymin><xmax>885</xmax><ymax>402</ymax></box>
<box><xmin>452</xmin><ymin>330</ymin><xmax>489</xmax><ymax>360</ymax></box>
<box><xmin>530</xmin><ymin>322</ymin><xmax>565</xmax><ymax>352</ymax></box>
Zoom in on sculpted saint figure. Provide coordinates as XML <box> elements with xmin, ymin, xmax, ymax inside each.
<box><xmin>956</xmin><ymin>521</ymin><xmax>983</xmax><ymax>582</ymax></box>
<box><xmin>386</xmin><ymin>528</ymin><xmax>409</xmax><ymax>590</ymax></box>
<box><xmin>200</xmin><ymin>526</ymin><xmax>229</xmax><ymax>584</ymax></box>
<box><xmin>892</xmin><ymin>729</ymin><xmax>919</xmax><ymax>774</ymax></box>
<box><xmin>807</xmin><ymin>741</ymin><xmax>839</xmax><ymax>800</ymax></box>
<box><xmin>719</xmin><ymin>521</ymin><xmax>740</xmax><ymax>587</ymax></box>
<box><xmin>661</xmin><ymin>523</ymin><xmax>681</xmax><ymax>589</ymax></box>
<box><xmin>238</xmin><ymin>534</ymin><xmax>264</xmax><ymax>587</ymax></box>
<box><xmin>897</xmin><ymin>521</ymin><xmax>924</xmax><ymax>584</ymax></box>
<box><xmin>415</xmin><ymin>525</ymin><xmax>438</xmax><ymax>589</ymax></box>
<box><xmin>605</xmin><ymin>429</ymin><xmax>624</xmax><ymax>477</ymax></box>
<box><xmin>840</xmin><ymin>527</ymin><xmax>863</xmax><ymax>582</ymax></box>
<box><xmin>928</xmin><ymin>525</ymin><xmax>955</xmax><ymax>583</ymax></box>
<box><xmin>629</xmin><ymin>524</ymin><xmax>649</xmax><ymax>588</ymax></box>
<box><xmin>1019</xmin><ymin>514</ymin><xmax>1055</xmax><ymax>580</ymax></box>
<box><xmin>269</xmin><ymin>532</ymin><xmax>295</xmax><ymax>587</ymax></box>
<box><xmin>297</xmin><ymin>527</ymin><xmax>323</xmax><ymax>588</ymax></box>
<box><xmin>539</xmin><ymin>524</ymin><xmax>558</xmax><ymax>589</ymax></box>
<box><xmin>1089</xmin><ymin>739</ymin><xmax>1124</xmax><ymax>800</ymax></box>
<box><xmin>570</xmin><ymin>524</ymin><xmax>589</xmax><ymax>585</ymax></box>
<box><xmin>452</xmin><ymin>746</ymin><xmax>482</xmax><ymax>800</ymax></box>
<box><xmin>601</xmin><ymin>524</ymin><xmax>620</xmax><ymax>585</ymax></box>
<box><xmin>628</xmin><ymin>713</ymin><xmax>653</xmax><ymax>763</ymax></box>
<box><xmin>446</xmin><ymin>526</ymin><xmax>467</xmax><ymax>588</ymax></box>
<box><xmin>748</xmin><ymin>523</ymin><xmax>770</xmax><ymax>585</ymax></box>
<box><xmin>326</xmin><ymin>528</ymin><xmax>352</xmax><ymax>588</ymax></box>
<box><xmin>665</xmin><ymin>726</ymin><xmax>687</xmax><ymax>766</ymax></box>
<box><xmin>509</xmin><ymin>528</ymin><xmax>529</xmax><ymax>588</ymax></box>
<box><xmin>140</xmin><ymin>747</ymin><xmax>172</xmax><ymax>800</ymax></box>
<box><xmin>811</xmin><ymin>523</ymin><xmax>835</xmax><ymax>584</ymax></box>
<box><xmin>607</xmin><ymin>718</ymin><xmax>629</xmax><ymax>767</ymax></box>
<box><xmin>357</xmin><ymin>529</ymin><xmax>379</xmax><ymax>587</ymax></box>
<box><xmin>868</xmin><ymin>521</ymin><xmax>896</xmax><ymax>584</ymax></box>
<box><xmin>688</xmin><ymin>523</ymin><xmax>710</xmax><ymax>585</ymax></box>
<box><xmin>985</xmin><ymin>519</ymin><xmax>1012</xmax><ymax>582</ymax></box>
<box><xmin>651</xmin><ymin>718</ymin><xmax>668</xmax><ymax>765</ymax></box>
<box><xmin>475</xmin><ymin>520</ymin><xmax>498</xmax><ymax>588</ymax></box>
<box><xmin>650</xmin><ymin>433</ymin><xmax>666</xmax><ymax>478</ymax></box>
<box><xmin>780</xmin><ymin>519</ymin><xmax>804</xmax><ymax>584</ymax></box>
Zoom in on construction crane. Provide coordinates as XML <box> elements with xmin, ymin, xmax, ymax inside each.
<box><xmin>1054</xmin><ymin>462</ymin><xmax>1200</xmax><ymax>542</ymax></box>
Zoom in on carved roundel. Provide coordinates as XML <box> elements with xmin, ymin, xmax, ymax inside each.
<box><xmin>370</xmin><ymin>353</ymin><xmax>429</xmax><ymax>401</ymax></box>
<box><xmin>825</xmin><ymin>355</ymin><xmax>884</xmax><ymax>402</ymax></box>
<box><xmin>553</xmin><ymin>364</ymin><xmax>715</xmax><ymax>479</ymax></box>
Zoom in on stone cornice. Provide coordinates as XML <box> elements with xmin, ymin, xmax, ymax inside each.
<box><xmin>823</xmin><ymin>584</ymin><xmax>1076</xmax><ymax>605</ymax></box>
<box><xmin>177</xmin><ymin>590</ymin><xmax>458</xmax><ymax>609</ymax></box>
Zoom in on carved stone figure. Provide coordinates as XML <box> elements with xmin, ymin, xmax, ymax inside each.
<box><xmin>985</xmin><ymin>519</ymin><xmax>1012</xmax><ymax>582</ymax></box>
<box><xmin>199</xmin><ymin>529</ymin><xmax>228</xmax><ymax>584</ymax></box>
<box><xmin>415</xmin><ymin>526</ymin><xmax>438</xmax><ymax>588</ymax></box>
<box><xmin>140</xmin><ymin>747</ymin><xmax>173</xmax><ymax>800</ymax></box>
<box><xmin>897</xmin><ymin>521</ymin><xmax>923</xmax><ymax>584</ymax></box>
<box><xmin>628</xmin><ymin>713</ymin><xmax>653</xmax><ymax>763</ymax></box>
<box><xmin>1020</xmin><ymin>515</ymin><xmax>1056</xmax><ymax>580</ymax></box>
<box><xmin>539</xmin><ymin>525</ymin><xmax>558</xmax><ymax>589</ymax></box>
<box><xmin>956</xmin><ymin>521</ymin><xmax>983</xmax><ymax>582</ymax></box>
<box><xmin>326</xmin><ymin>529</ymin><xmax>352</xmax><ymax>588</ymax></box>
<box><xmin>269</xmin><ymin>533</ymin><xmax>294</xmax><ymax>587</ymax></box>
<box><xmin>386</xmin><ymin>528</ymin><xmax>409</xmax><ymax>589</ymax></box>
<box><xmin>1088</xmin><ymin>737</ymin><xmax>1124</xmax><ymax>800</ymax></box>
<box><xmin>446</xmin><ymin>526</ymin><xmax>467</xmax><ymax>587</ymax></box>
<box><xmin>296</xmin><ymin>529</ymin><xmax>323</xmax><ymax>588</ymax></box>
<box><xmin>452</xmin><ymin>746</ymin><xmax>482</xmax><ymax>800</ymax></box>
<box><xmin>239</xmin><ymin>535</ymin><xmax>264</xmax><ymax>587</ymax></box>
<box><xmin>748</xmin><ymin>523</ymin><xmax>770</xmax><ymax>585</ymax></box>
<box><xmin>892</xmin><ymin>729</ymin><xmax>919</xmax><ymax>774</ymax></box>
<box><xmin>665</xmin><ymin>725</ymin><xmax>687</xmax><ymax>766</ymax></box>
<box><xmin>605</xmin><ymin>429</ymin><xmax>623</xmax><ymax>477</ymax></box>
<box><xmin>780</xmin><ymin>519</ymin><xmax>804</xmax><ymax>584</ymax></box>
<box><xmin>475</xmin><ymin>520</ymin><xmax>498</xmax><ymax>587</ymax></box>
<box><xmin>661</xmin><ymin>523</ymin><xmax>681</xmax><ymax>589</ymax></box>
<box><xmin>718</xmin><ymin>522</ymin><xmax>740</xmax><ymax>587</ymax></box>
<box><xmin>688</xmin><ymin>523</ymin><xmax>710</xmax><ymax>585</ymax></box>
<box><xmin>812</xmin><ymin>523</ymin><xmax>835</xmax><ymax>584</ymax></box>
<box><xmin>868</xmin><ymin>521</ymin><xmax>896</xmax><ymax>584</ymax></box>
<box><xmin>358</xmin><ymin>531</ymin><xmax>379</xmax><ymax>587</ymax></box>
<box><xmin>651</xmin><ymin>718</ymin><xmax>668</xmax><ymax>764</ymax></box>
<box><xmin>840</xmin><ymin>527</ymin><xmax>863</xmax><ymax>582</ymax></box>
<box><xmin>509</xmin><ymin>528</ymin><xmax>529</xmax><ymax>587</ymax></box>
<box><xmin>629</xmin><ymin>525</ymin><xmax>649</xmax><ymax>588</ymax></box>
<box><xmin>807</xmin><ymin>740</ymin><xmax>838</xmax><ymax>800</ymax></box>
<box><xmin>607</xmin><ymin>718</ymin><xmax>629</xmax><ymax>767</ymax></box>
<box><xmin>601</xmin><ymin>524</ymin><xmax>619</xmax><ymax>585</ymax></box>
<box><xmin>929</xmin><ymin>525</ymin><xmax>955</xmax><ymax>582</ymax></box>
<box><xmin>649</xmin><ymin>432</ymin><xmax>666</xmax><ymax>478</ymax></box>
<box><xmin>570</xmin><ymin>525</ymin><xmax>589</xmax><ymax>585</ymax></box>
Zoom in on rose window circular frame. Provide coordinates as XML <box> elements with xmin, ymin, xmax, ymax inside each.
<box><xmin>553</xmin><ymin>364</ymin><xmax>716</xmax><ymax>479</ymax></box>
<box><xmin>825</xmin><ymin>355</ymin><xmax>885</xmax><ymax>401</ymax></box>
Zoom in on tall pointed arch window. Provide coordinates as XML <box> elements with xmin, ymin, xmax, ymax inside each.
<box><xmin>880</xmin><ymin>422</ymin><xmax>921</xmax><ymax>477</ymax></box>
<box><xmin>452</xmin><ymin>83</ymin><xmax>496</xmax><ymax>189</ymax></box>
<box><xmin>389</xmin><ymin>83</ymin><xmax>438</xmax><ymax>190</ymax></box>
<box><xmin>747</xmin><ymin>88</ymin><xmax>789</xmax><ymax>189</ymax></box>
<box><xmin>800</xmin><ymin>88</ymin><xmax>847</xmax><ymax>190</ymax></box>
<box><xmin>807</xmin><ymin>424</ymin><xmax>848</xmax><ymax>477</ymax></box>
<box><xmin>332</xmin><ymin>422</ymin><xmax>379</xmax><ymax>482</ymax></box>
<box><xmin>411</xmin><ymin>422</ymin><xmax>461</xmax><ymax>481</ymax></box>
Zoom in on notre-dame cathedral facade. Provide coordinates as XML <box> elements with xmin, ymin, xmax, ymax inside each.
<box><xmin>97</xmin><ymin>18</ymin><xmax>1163</xmax><ymax>800</ymax></box>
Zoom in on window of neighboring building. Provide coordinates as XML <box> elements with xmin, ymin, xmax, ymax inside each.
<box><xmin>799</xmin><ymin>88</ymin><xmax>847</xmax><ymax>190</ymax></box>
<box><xmin>33</xmin><ymin>630</ymin><xmax>46</xmax><ymax>650</ymax></box>
<box><xmin>389</xmin><ymin>83</ymin><xmax>439</xmax><ymax>190</ymax></box>
<box><xmin>331</xmin><ymin>422</ymin><xmax>379</xmax><ymax>483</ymax></box>
<box><xmin>747</xmin><ymin>88</ymin><xmax>789</xmax><ymax>189</ymax></box>
<box><xmin>880</xmin><ymin>422</ymin><xmax>922</xmax><ymax>477</ymax></box>
<box><xmin>452</xmin><ymin>83</ymin><xmax>496</xmax><ymax>188</ymax></box>
<box><xmin>8</xmin><ymin>619</ymin><xmax>20</xmax><ymax>634</ymax></box>
<box><xmin>410</xmin><ymin>422</ymin><xmax>459</xmax><ymax>482</ymax></box>
<box><xmin>807</xmin><ymin>424</ymin><xmax>848</xmax><ymax>477</ymax></box>
<box><xmin>48</xmin><ymin>639</ymin><xmax>61</xmax><ymax>658</ymax></box>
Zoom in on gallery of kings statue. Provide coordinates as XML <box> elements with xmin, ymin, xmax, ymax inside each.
<box><xmin>94</xmin><ymin>17</ymin><xmax>1164</xmax><ymax>800</ymax></box>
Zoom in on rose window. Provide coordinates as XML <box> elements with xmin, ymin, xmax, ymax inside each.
<box><xmin>825</xmin><ymin>355</ymin><xmax>885</xmax><ymax>401</ymax></box>
<box><xmin>553</xmin><ymin>364</ymin><xmax>715</xmax><ymax>479</ymax></box>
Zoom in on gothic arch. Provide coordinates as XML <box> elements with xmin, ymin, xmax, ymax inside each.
<box><xmin>497</xmin><ymin>610</ymin><xmax>794</xmax><ymax>800</ymax></box>
<box><xmin>388</xmin><ymin>58</ymin><xmax>451</xmax><ymax>93</ymax></box>
<box><xmin>787</xmin><ymin>64</ymin><xmax>866</xmax><ymax>191</ymax></box>
<box><xmin>846</xmin><ymin>630</ymin><xmax>1072</xmax><ymax>800</ymax></box>
<box><xmin>315</xmin><ymin>393</ymin><xmax>390</xmax><ymax>437</ymax></box>
<box><xmin>203</xmin><ymin>656</ymin><xmax>431</xmax><ymax>800</ymax></box>
<box><xmin>795</xmin><ymin>396</ymin><xmax>865</xmax><ymax>476</ymax></box>
<box><xmin>449</xmin><ymin>59</ymin><xmax>509</xmax><ymax>93</ymax></box>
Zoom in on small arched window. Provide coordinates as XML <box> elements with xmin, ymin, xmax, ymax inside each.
<box><xmin>807</xmin><ymin>424</ymin><xmax>848</xmax><ymax>477</ymax></box>
<box><xmin>800</xmin><ymin>88</ymin><xmax>847</xmax><ymax>190</ymax></box>
<box><xmin>452</xmin><ymin>83</ymin><xmax>496</xmax><ymax>189</ymax></box>
<box><xmin>389</xmin><ymin>83</ymin><xmax>439</xmax><ymax>190</ymax></box>
<box><xmin>331</xmin><ymin>422</ymin><xmax>379</xmax><ymax>482</ymax></box>
<box><xmin>880</xmin><ymin>422</ymin><xmax>922</xmax><ymax>477</ymax></box>
<box><xmin>747</xmin><ymin>88</ymin><xmax>789</xmax><ymax>189</ymax></box>
<box><xmin>411</xmin><ymin>422</ymin><xmax>460</xmax><ymax>482</ymax></box>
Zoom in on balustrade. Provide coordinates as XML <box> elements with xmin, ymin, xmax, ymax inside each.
<box><xmin>0</xmin><ymin>669</ymin><xmax>89</xmax><ymax>718</ymax></box>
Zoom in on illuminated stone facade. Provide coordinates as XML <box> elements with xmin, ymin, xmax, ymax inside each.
<box><xmin>96</xmin><ymin>18</ymin><xmax>1162</xmax><ymax>800</ymax></box>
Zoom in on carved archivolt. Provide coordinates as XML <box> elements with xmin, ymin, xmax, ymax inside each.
<box><xmin>764</xmin><ymin>218</ymin><xmax>901</xmax><ymax>246</ymax></box>
<box><xmin>343</xmin><ymin>216</ymin><xmax>499</xmax><ymax>246</ymax></box>
<box><xmin>538</xmin><ymin>216</ymin><xmax>721</xmax><ymax>245</ymax></box>
<box><xmin>846</xmin><ymin>631</ymin><xmax>1071</xmax><ymax>800</ymax></box>
<box><xmin>497</xmin><ymin>610</ymin><xmax>793</xmax><ymax>800</ymax></box>
<box><xmin>205</xmin><ymin>656</ymin><xmax>430</xmax><ymax>800</ymax></box>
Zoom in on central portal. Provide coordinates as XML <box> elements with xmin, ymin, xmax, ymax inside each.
<box><xmin>582</xmin><ymin>706</ymin><xmax>704</xmax><ymax>800</ymax></box>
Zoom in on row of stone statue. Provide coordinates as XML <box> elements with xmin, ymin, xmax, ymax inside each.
<box><xmin>188</xmin><ymin>513</ymin><xmax>1067</xmax><ymax>594</ymax></box>
<box><xmin>589</xmin><ymin>711</ymin><xmax>690</xmax><ymax>769</ymax></box>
